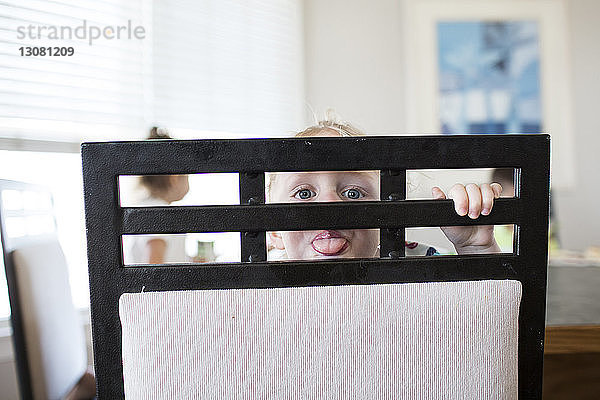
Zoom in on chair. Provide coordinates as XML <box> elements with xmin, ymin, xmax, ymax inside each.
<box><xmin>82</xmin><ymin>135</ymin><xmax>550</xmax><ymax>399</ymax></box>
<box><xmin>0</xmin><ymin>180</ymin><xmax>94</xmax><ymax>400</ymax></box>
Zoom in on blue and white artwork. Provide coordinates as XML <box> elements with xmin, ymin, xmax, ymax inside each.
<box><xmin>437</xmin><ymin>21</ymin><xmax>541</xmax><ymax>134</ymax></box>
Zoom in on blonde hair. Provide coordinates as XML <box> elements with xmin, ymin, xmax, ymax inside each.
<box><xmin>266</xmin><ymin>117</ymin><xmax>365</xmax><ymax>203</ymax></box>
<box><xmin>295</xmin><ymin>120</ymin><xmax>365</xmax><ymax>138</ymax></box>
<box><xmin>296</xmin><ymin>110</ymin><xmax>365</xmax><ymax>137</ymax></box>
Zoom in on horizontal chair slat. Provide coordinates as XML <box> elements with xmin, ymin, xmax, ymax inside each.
<box><xmin>116</xmin><ymin>254</ymin><xmax>522</xmax><ymax>292</ymax></box>
<box><xmin>120</xmin><ymin>198</ymin><xmax>520</xmax><ymax>234</ymax></box>
<box><xmin>82</xmin><ymin>134</ymin><xmax>549</xmax><ymax>174</ymax></box>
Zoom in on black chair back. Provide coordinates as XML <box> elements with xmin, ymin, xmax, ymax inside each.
<box><xmin>82</xmin><ymin>135</ymin><xmax>550</xmax><ymax>399</ymax></box>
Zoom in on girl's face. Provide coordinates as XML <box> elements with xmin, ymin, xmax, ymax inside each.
<box><xmin>268</xmin><ymin>170</ymin><xmax>380</xmax><ymax>260</ymax></box>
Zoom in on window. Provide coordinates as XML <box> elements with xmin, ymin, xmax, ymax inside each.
<box><xmin>0</xmin><ymin>150</ymin><xmax>87</xmax><ymax>317</ymax></box>
<box><xmin>0</xmin><ymin>0</ymin><xmax>304</xmax><ymax>318</ymax></box>
<box><xmin>152</xmin><ymin>0</ymin><xmax>305</xmax><ymax>138</ymax></box>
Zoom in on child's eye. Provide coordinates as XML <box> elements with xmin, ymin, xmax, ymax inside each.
<box><xmin>294</xmin><ymin>188</ymin><xmax>316</xmax><ymax>200</ymax></box>
<box><xmin>342</xmin><ymin>188</ymin><xmax>364</xmax><ymax>200</ymax></box>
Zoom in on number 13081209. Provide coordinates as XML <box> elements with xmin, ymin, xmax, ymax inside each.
<box><xmin>19</xmin><ymin>46</ymin><xmax>75</xmax><ymax>56</ymax></box>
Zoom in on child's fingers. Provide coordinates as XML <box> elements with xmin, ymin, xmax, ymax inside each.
<box><xmin>490</xmin><ymin>182</ymin><xmax>503</xmax><ymax>198</ymax></box>
<box><xmin>465</xmin><ymin>183</ymin><xmax>482</xmax><ymax>219</ymax></box>
<box><xmin>448</xmin><ymin>184</ymin><xmax>469</xmax><ymax>216</ymax></box>
<box><xmin>480</xmin><ymin>183</ymin><xmax>495</xmax><ymax>215</ymax></box>
<box><xmin>439</xmin><ymin>182</ymin><xmax>501</xmax><ymax>218</ymax></box>
<box><xmin>431</xmin><ymin>186</ymin><xmax>446</xmax><ymax>200</ymax></box>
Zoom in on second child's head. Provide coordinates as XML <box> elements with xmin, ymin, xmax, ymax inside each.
<box><xmin>267</xmin><ymin>119</ymin><xmax>380</xmax><ymax>260</ymax></box>
<box><xmin>140</xmin><ymin>127</ymin><xmax>190</xmax><ymax>203</ymax></box>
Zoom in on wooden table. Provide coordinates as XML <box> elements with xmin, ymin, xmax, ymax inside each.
<box><xmin>543</xmin><ymin>264</ymin><xmax>600</xmax><ymax>399</ymax></box>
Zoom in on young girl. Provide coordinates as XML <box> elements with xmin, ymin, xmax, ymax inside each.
<box><xmin>124</xmin><ymin>127</ymin><xmax>191</xmax><ymax>264</ymax></box>
<box><xmin>267</xmin><ymin>119</ymin><xmax>502</xmax><ymax>260</ymax></box>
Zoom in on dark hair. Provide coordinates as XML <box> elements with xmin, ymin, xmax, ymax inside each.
<box><xmin>140</xmin><ymin>127</ymin><xmax>174</xmax><ymax>195</ymax></box>
<box><xmin>148</xmin><ymin>126</ymin><xmax>171</xmax><ymax>140</ymax></box>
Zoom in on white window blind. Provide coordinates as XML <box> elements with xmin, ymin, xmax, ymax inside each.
<box><xmin>0</xmin><ymin>0</ymin><xmax>150</xmax><ymax>143</ymax></box>
<box><xmin>0</xmin><ymin>0</ymin><xmax>304</xmax><ymax>144</ymax></box>
<box><xmin>152</xmin><ymin>0</ymin><xmax>305</xmax><ymax>138</ymax></box>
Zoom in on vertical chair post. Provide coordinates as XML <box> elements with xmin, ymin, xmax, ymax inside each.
<box><xmin>239</xmin><ymin>171</ymin><xmax>267</xmax><ymax>262</ymax></box>
<box><xmin>380</xmin><ymin>169</ymin><xmax>407</xmax><ymax>258</ymax></box>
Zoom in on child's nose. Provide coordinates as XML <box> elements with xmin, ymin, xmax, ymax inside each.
<box><xmin>319</xmin><ymin>189</ymin><xmax>343</xmax><ymax>202</ymax></box>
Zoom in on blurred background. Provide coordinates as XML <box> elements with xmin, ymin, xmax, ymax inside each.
<box><xmin>0</xmin><ymin>0</ymin><xmax>598</xmax><ymax>398</ymax></box>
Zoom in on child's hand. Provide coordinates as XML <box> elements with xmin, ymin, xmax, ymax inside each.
<box><xmin>432</xmin><ymin>183</ymin><xmax>502</xmax><ymax>254</ymax></box>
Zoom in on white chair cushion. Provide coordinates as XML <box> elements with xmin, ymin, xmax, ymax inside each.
<box><xmin>120</xmin><ymin>280</ymin><xmax>521</xmax><ymax>399</ymax></box>
<box><xmin>11</xmin><ymin>240</ymin><xmax>88</xmax><ymax>400</ymax></box>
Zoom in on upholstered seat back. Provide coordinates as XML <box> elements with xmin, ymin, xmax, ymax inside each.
<box><xmin>120</xmin><ymin>280</ymin><xmax>521</xmax><ymax>399</ymax></box>
<box><xmin>11</xmin><ymin>240</ymin><xmax>87</xmax><ymax>400</ymax></box>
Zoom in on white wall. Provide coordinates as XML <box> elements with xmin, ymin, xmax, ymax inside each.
<box><xmin>552</xmin><ymin>0</ymin><xmax>600</xmax><ymax>251</ymax></box>
<box><xmin>303</xmin><ymin>0</ymin><xmax>406</xmax><ymax>133</ymax></box>
<box><xmin>304</xmin><ymin>0</ymin><xmax>600</xmax><ymax>251</ymax></box>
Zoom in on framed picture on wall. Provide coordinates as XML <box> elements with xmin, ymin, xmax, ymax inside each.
<box><xmin>402</xmin><ymin>0</ymin><xmax>575</xmax><ymax>188</ymax></box>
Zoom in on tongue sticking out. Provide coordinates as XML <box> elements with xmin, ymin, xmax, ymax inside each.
<box><xmin>311</xmin><ymin>238</ymin><xmax>348</xmax><ymax>255</ymax></box>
